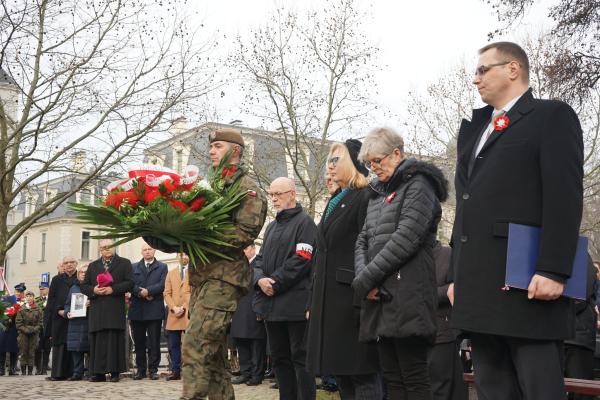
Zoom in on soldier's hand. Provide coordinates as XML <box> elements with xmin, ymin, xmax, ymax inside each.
<box><xmin>258</xmin><ymin>278</ymin><xmax>276</xmax><ymax>297</ymax></box>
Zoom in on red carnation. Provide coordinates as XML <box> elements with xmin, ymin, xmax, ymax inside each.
<box><xmin>189</xmin><ymin>196</ymin><xmax>206</xmax><ymax>212</ymax></box>
<box><xmin>159</xmin><ymin>179</ymin><xmax>178</xmax><ymax>195</ymax></box>
<box><xmin>221</xmin><ymin>165</ymin><xmax>236</xmax><ymax>178</ymax></box>
<box><xmin>143</xmin><ymin>189</ymin><xmax>161</xmax><ymax>204</ymax></box>
<box><xmin>167</xmin><ymin>198</ymin><xmax>188</xmax><ymax>212</ymax></box>
<box><xmin>121</xmin><ymin>192</ymin><xmax>139</xmax><ymax>208</ymax></box>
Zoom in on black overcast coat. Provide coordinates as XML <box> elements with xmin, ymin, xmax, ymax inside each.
<box><xmin>449</xmin><ymin>89</ymin><xmax>583</xmax><ymax>340</ymax></box>
<box><xmin>47</xmin><ymin>272</ymin><xmax>77</xmax><ymax>345</ymax></box>
<box><xmin>252</xmin><ymin>204</ymin><xmax>317</xmax><ymax>321</ymax></box>
<box><xmin>81</xmin><ymin>254</ymin><xmax>134</xmax><ymax>333</ymax></box>
<box><xmin>306</xmin><ymin>188</ymin><xmax>379</xmax><ymax>375</ymax></box>
<box><xmin>353</xmin><ymin>158</ymin><xmax>448</xmax><ymax>343</ymax></box>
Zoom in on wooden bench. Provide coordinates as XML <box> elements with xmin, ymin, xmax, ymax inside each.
<box><xmin>463</xmin><ymin>372</ymin><xmax>600</xmax><ymax>396</ymax></box>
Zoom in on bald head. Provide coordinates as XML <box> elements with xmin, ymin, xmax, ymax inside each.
<box><xmin>62</xmin><ymin>256</ymin><xmax>77</xmax><ymax>276</ymax></box>
<box><xmin>99</xmin><ymin>239</ymin><xmax>115</xmax><ymax>260</ymax></box>
<box><xmin>269</xmin><ymin>177</ymin><xmax>297</xmax><ymax>212</ymax></box>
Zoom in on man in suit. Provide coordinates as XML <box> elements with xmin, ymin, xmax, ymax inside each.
<box><xmin>128</xmin><ymin>243</ymin><xmax>168</xmax><ymax>380</ymax></box>
<box><xmin>163</xmin><ymin>252</ymin><xmax>191</xmax><ymax>381</ymax></box>
<box><xmin>448</xmin><ymin>41</ymin><xmax>583</xmax><ymax>400</ymax></box>
<box><xmin>80</xmin><ymin>239</ymin><xmax>134</xmax><ymax>382</ymax></box>
<box><xmin>231</xmin><ymin>243</ymin><xmax>267</xmax><ymax>386</ymax></box>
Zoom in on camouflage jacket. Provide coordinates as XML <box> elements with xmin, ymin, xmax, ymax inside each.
<box><xmin>15</xmin><ymin>304</ymin><xmax>43</xmax><ymax>335</ymax></box>
<box><xmin>189</xmin><ymin>165</ymin><xmax>267</xmax><ymax>297</ymax></box>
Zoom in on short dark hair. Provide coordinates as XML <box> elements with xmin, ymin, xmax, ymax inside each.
<box><xmin>479</xmin><ymin>41</ymin><xmax>529</xmax><ymax>83</ymax></box>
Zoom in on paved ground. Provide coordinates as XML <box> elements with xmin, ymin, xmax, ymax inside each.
<box><xmin>0</xmin><ymin>374</ymin><xmax>344</xmax><ymax>400</ymax></box>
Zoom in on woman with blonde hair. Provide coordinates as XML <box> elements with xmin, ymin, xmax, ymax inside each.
<box><xmin>307</xmin><ymin>139</ymin><xmax>381</xmax><ymax>400</ymax></box>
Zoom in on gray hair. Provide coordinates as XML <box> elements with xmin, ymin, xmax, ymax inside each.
<box><xmin>358</xmin><ymin>127</ymin><xmax>405</xmax><ymax>161</ymax></box>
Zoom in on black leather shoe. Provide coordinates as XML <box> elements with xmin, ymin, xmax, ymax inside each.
<box><xmin>109</xmin><ymin>374</ymin><xmax>120</xmax><ymax>382</ymax></box>
<box><xmin>149</xmin><ymin>373</ymin><xmax>159</xmax><ymax>380</ymax></box>
<box><xmin>133</xmin><ymin>373</ymin><xmax>146</xmax><ymax>380</ymax></box>
<box><xmin>166</xmin><ymin>372</ymin><xmax>181</xmax><ymax>381</ymax></box>
<box><xmin>89</xmin><ymin>374</ymin><xmax>106</xmax><ymax>382</ymax></box>
<box><xmin>246</xmin><ymin>378</ymin><xmax>262</xmax><ymax>386</ymax></box>
<box><xmin>270</xmin><ymin>382</ymin><xmax>279</xmax><ymax>389</ymax></box>
<box><xmin>231</xmin><ymin>375</ymin><xmax>250</xmax><ymax>385</ymax></box>
<box><xmin>67</xmin><ymin>376</ymin><xmax>82</xmax><ymax>381</ymax></box>
<box><xmin>45</xmin><ymin>376</ymin><xmax>65</xmax><ymax>381</ymax></box>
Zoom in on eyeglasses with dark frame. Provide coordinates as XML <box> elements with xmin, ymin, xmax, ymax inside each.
<box><xmin>474</xmin><ymin>61</ymin><xmax>511</xmax><ymax>77</ymax></box>
<box><xmin>363</xmin><ymin>153</ymin><xmax>390</xmax><ymax>170</ymax></box>
<box><xmin>328</xmin><ymin>156</ymin><xmax>340</xmax><ymax>167</ymax></box>
<box><xmin>267</xmin><ymin>190</ymin><xmax>293</xmax><ymax>198</ymax></box>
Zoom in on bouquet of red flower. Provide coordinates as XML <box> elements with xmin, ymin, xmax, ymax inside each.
<box><xmin>69</xmin><ymin>155</ymin><xmax>247</xmax><ymax>266</ymax></box>
<box><xmin>0</xmin><ymin>294</ymin><xmax>18</xmax><ymax>332</ymax></box>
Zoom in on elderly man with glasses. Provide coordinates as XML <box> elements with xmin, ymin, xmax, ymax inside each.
<box><xmin>253</xmin><ymin>177</ymin><xmax>318</xmax><ymax>400</ymax></box>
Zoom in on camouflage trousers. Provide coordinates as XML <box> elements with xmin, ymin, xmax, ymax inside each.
<box><xmin>181</xmin><ymin>280</ymin><xmax>240</xmax><ymax>400</ymax></box>
<box><xmin>17</xmin><ymin>333</ymin><xmax>39</xmax><ymax>367</ymax></box>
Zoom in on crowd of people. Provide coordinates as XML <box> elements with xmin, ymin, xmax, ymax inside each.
<box><xmin>1</xmin><ymin>40</ymin><xmax>598</xmax><ymax>400</ymax></box>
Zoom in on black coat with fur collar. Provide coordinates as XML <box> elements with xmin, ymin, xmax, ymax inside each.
<box><xmin>353</xmin><ymin>158</ymin><xmax>448</xmax><ymax>342</ymax></box>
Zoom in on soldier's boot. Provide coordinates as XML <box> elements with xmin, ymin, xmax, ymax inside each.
<box><xmin>0</xmin><ymin>353</ymin><xmax>5</xmax><ymax>376</ymax></box>
<box><xmin>27</xmin><ymin>366</ymin><xmax>33</xmax><ymax>376</ymax></box>
<box><xmin>21</xmin><ymin>366</ymin><xmax>26</xmax><ymax>376</ymax></box>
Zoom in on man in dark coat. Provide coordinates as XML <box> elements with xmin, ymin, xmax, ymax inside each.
<box><xmin>231</xmin><ymin>243</ymin><xmax>267</xmax><ymax>386</ymax></box>
<box><xmin>128</xmin><ymin>243</ymin><xmax>167</xmax><ymax>380</ymax></box>
<box><xmin>448</xmin><ymin>41</ymin><xmax>584</xmax><ymax>400</ymax></box>
<box><xmin>430</xmin><ymin>242</ymin><xmax>468</xmax><ymax>400</ymax></box>
<box><xmin>81</xmin><ymin>239</ymin><xmax>134</xmax><ymax>382</ymax></box>
<box><xmin>46</xmin><ymin>257</ymin><xmax>78</xmax><ymax>381</ymax></box>
<box><xmin>253</xmin><ymin>177</ymin><xmax>318</xmax><ymax>400</ymax></box>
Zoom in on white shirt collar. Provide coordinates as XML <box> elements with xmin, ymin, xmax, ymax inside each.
<box><xmin>496</xmin><ymin>93</ymin><xmax>524</xmax><ymax>115</ymax></box>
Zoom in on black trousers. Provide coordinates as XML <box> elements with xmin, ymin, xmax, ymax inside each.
<box><xmin>429</xmin><ymin>341</ymin><xmax>468</xmax><ymax>400</ymax></box>
<box><xmin>235</xmin><ymin>337</ymin><xmax>266</xmax><ymax>381</ymax></box>
<box><xmin>564</xmin><ymin>344</ymin><xmax>595</xmax><ymax>400</ymax></box>
<box><xmin>377</xmin><ymin>336</ymin><xmax>433</xmax><ymax>400</ymax></box>
<box><xmin>470</xmin><ymin>333</ymin><xmax>565</xmax><ymax>400</ymax></box>
<box><xmin>265</xmin><ymin>320</ymin><xmax>316</xmax><ymax>400</ymax></box>
<box><xmin>336</xmin><ymin>373</ymin><xmax>382</xmax><ymax>400</ymax></box>
<box><xmin>130</xmin><ymin>319</ymin><xmax>162</xmax><ymax>374</ymax></box>
<box><xmin>35</xmin><ymin>334</ymin><xmax>51</xmax><ymax>371</ymax></box>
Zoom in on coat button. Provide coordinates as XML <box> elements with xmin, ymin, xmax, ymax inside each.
<box><xmin>460</xmin><ymin>235</ymin><xmax>468</xmax><ymax>243</ymax></box>
<box><xmin>462</xmin><ymin>193</ymin><xmax>470</xmax><ymax>200</ymax></box>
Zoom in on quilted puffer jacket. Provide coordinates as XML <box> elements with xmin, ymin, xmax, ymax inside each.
<box><xmin>353</xmin><ymin>158</ymin><xmax>448</xmax><ymax>342</ymax></box>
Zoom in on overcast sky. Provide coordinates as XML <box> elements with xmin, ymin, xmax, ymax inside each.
<box><xmin>183</xmin><ymin>0</ymin><xmax>552</xmax><ymax>133</ymax></box>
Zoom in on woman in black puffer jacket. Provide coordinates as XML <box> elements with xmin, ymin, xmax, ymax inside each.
<box><xmin>352</xmin><ymin>127</ymin><xmax>448</xmax><ymax>400</ymax></box>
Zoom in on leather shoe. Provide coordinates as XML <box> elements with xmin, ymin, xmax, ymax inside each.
<box><xmin>231</xmin><ymin>375</ymin><xmax>250</xmax><ymax>385</ymax></box>
<box><xmin>109</xmin><ymin>374</ymin><xmax>120</xmax><ymax>382</ymax></box>
<box><xmin>166</xmin><ymin>372</ymin><xmax>181</xmax><ymax>381</ymax></box>
<box><xmin>45</xmin><ymin>376</ymin><xmax>65</xmax><ymax>381</ymax></box>
<box><xmin>133</xmin><ymin>373</ymin><xmax>146</xmax><ymax>380</ymax></box>
<box><xmin>149</xmin><ymin>373</ymin><xmax>159</xmax><ymax>380</ymax></box>
<box><xmin>270</xmin><ymin>382</ymin><xmax>279</xmax><ymax>389</ymax></box>
<box><xmin>246</xmin><ymin>378</ymin><xmax>262</xmax><ymax>386</ymax></box>
<box><xmin>67</xmin><ymin>376</ymin><xmax>82</xmax><ymax>381</ymax></box>
<box><xmin>89</xmin><ymin>374</ymin><xmax>106</xmax><ymax>382</ymax></box>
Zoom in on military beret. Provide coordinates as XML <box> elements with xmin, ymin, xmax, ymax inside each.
<box><xmin>39</xmin><ymin>282</ymin><xmax>49</xmax><ymax>289</ymax></box>
<box><xmin>14</xmin><ymin>282</ymin><xmax>26</xmax><ymax>292</ymax></box>
<box><xmin>208</xmin><ymin>128</ymin><xmax>245</xmax><ymax>147</ymax></box>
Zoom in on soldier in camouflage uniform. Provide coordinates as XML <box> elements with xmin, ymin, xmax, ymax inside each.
<box><xmin>15</xmin><ymin>290</ymin><xmax>43</xmax><ymax>375</ymax></box>
<box><xmin>147</xmin><ymin>128</ymin><xmax>267</xmax><ymax>400</ymax></box>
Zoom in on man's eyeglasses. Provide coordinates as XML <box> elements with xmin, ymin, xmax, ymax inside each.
<box><xmin>474</xmin><ymin>61</ymin><xmax>511</xmax><ymax>77</ymax></box>
<box><xmin>267</xmin><ymin>190</ymin><xmax>292</xmax><ymax>198</ymax></box>
<box><xmin>328</xmin><ymin>156</ymin><xmax>340</xmax><ymax>167</ymax></box>
<box><xmin>363</xmin><ymin>153</ymin><xmax>390</xmax><ymax>170</ymax></box>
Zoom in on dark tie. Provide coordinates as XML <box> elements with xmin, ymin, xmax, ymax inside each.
<box><xmin>146</xmin><ymin>263</ymin><xmax>150</xmax><ymax>271</ymax></box>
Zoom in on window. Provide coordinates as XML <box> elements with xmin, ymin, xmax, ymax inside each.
<box><xmin>21</xmin><ymin>236</ymin><xmax>27</xmax><ymax>263</ymax></box>
<box><xmin>24</xmin><ymin>194</ymin><xmax>38</xmax><ymax>217</ymax></box>
<box><xmin>79</xmin><ymin>187</ymin><xmax>93</xmax><ymax>205</ymax></box>
<box><xmin>40</xmin><ymin>232</ymin><xmax>46</xmax><ymax>261</ymax></box>
<box><xmin>81</xmin><ymin>231</ymin><xmax>90</xmax><ymax>260</ymax></box>
<box><xmin>175</xmin><ymin>149</ymin><xmax>183</xmax><ymax>173</ymax></box>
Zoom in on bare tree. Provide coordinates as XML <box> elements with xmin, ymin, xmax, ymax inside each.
<box><xmin>0</xmin><ymin>0</ymin><xmax>217</xmax><ymax>268</ymax></box>
<box><xmin>229</xmin><ymin>0</ymin><xmax>379</xmax><ymax>216</ymax></box>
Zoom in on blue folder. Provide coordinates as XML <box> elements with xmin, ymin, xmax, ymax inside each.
<box><xmin>505</xmin><ymin>223</ymin><xmax>589</xmax><ymax>300</ymax></box>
